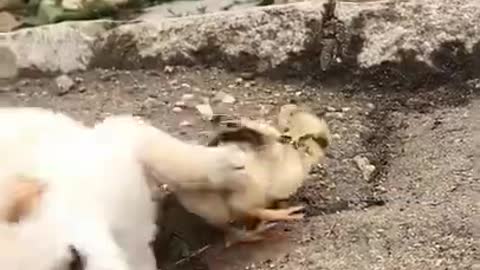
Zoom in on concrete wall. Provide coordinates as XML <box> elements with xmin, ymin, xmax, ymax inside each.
<box><xmin>1</xmin><ymin>0</ymin><xmax>480</xmax><ymax>77</ymax></box>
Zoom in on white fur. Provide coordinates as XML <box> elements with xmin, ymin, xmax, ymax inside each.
<box><xmin>93</xmin><ymin>115</ymin><xmax>249</xmax><ymax>192</ymax></box>
<box><xmin>0</xmin><ymin>107</ymin><xmax>157</xmax><ymax>270</ymax></box>
<box><xmin>0</xmin><ymin>109</ymin><xmax>248</xmax><ymax>270</ymax></box>
<box><xmin>0</xmin><ymin>217</ymin><xmax>73</xmax><ymax>270</ymax></box>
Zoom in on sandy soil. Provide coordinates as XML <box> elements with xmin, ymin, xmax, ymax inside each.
<box><xmin>0</xmin><ymin>66</ymin><xmax>477</xmax><ymax>270</ymax></box>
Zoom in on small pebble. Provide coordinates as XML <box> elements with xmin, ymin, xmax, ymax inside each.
<box><xmin>173</xmin><ymin>107</ymin><xmax>183</xmax><ymax>113</ymax></box>
<box><xmin>195</xmin><ymin>103</ymin><xmax>214</xmax><ymax>120</ymax></box>
<box><xmin>239</xmin><ymin>72</ymin><xmax>255</xmax><ymax>80</ymax></box>
<box><xmin>326</xmin><ymin>106</ymin><xmax>336</xmax><ymax>112</ymax></box>
<box><xmin>179</xmin><ymin>120</ymin><xmax>192</xmax><ymax>127</ymax></box>
<box><xmin>175</xmin><ymin>101</ymin><xmax>186</xmax><ymax>107</ymax></box>
<box><xmin>181</xmin><ymin>83</ymin><xmax>191</xmax><ymax>89</ymax></box>
<box><xmin>353</xmin><ymin>155</ymin><xmax>376</xmax><ymax>181</ymax></box>
<box><xmin>55</xmin><ymin>74</ymin><xmax>75</xmax><ymax>95</ymax></box>
<box><xmin>325</xmin><ymin>112</ymin><xmax>345</xmax><ymax>119</ymax></box>
<box><xmin>213</xmin><ymin>91</ymin><xmax>236</xmax><ymax>104</ymax></box>
<box><xmin>164</xmin><ymin>65</ymin><xmax>174</xmax><ymax>73</ymax></box>
<box><xmin>181</xmin><ymin>93</ymin><xmax>195</xmax><ymax>101</ymax></box>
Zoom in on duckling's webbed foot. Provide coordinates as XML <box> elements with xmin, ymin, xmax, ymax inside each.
<box><xmin>249</xmin><ymin>205</ymin><xmax>305</xmax><ymax>222</ymax></box>
<box><xmin>223</xmin><ymin>222</ymin><xmax>278</xmax><ymax>247</ymax></box>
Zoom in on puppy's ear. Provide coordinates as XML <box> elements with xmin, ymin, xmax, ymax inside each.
<box><xmin>2</xmin><ymin>177</ymin><xmax>46</xmax><ymax>223</ymax></box>
<box><xmin>207</xmin><ymin>126</ymin><xmax>267</xmax><ymax>148</ymax></box>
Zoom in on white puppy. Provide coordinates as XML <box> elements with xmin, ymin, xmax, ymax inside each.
<box><xmin>0</xmin><ymin>107</ymin><xmax>138</xmax><ymax>270</ymax></box>
<box><xmin>0</xmin><ymin>108</ymin><xmax>248</xmax><ymax>270</ymax></box>
<box><xmin>0</xmin><ymin>209</ymin><xmax>76</xmax><ymax>270</ymax></box>
<box><xmin>0</xmin><ymin>175</ymin><xmax>74</xmax><ymax>270</ymax></box>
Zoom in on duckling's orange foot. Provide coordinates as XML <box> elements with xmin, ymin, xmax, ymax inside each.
<box><xmin>224</xmin><ymin>228</ymin><xmax>266</xmax><ymax>248</ymax></box>
<box><xmin>251</xmin><ymin>205</ymin><xmax>305</xmax><ymax>222</ymax></box>
<box><xmin>254</xmin><ymin>221</ymin><xmax>279</xmax><ymax>233</ymax></box>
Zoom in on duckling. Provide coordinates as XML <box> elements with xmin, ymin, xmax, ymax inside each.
<box><xmin>173</xmin><ymin>105</ymin><xmax>330</xmax><ymax>246</ymax></box>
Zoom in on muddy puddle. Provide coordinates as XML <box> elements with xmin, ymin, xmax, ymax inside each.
<box><xmin>0</xmin><ymin>66</ymin><xmax>477</xmax><ymax>270</ymax></box>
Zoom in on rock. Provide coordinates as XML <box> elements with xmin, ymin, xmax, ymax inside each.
<box><xmin>176</xmin><ymin>93</ymin><xmax>198</xmax><ymax>108</ymax></box>
<box><xmin>235</xmin><ymin>77</ymin><xmax>243</xmax><ymax>84</ymax></box>
<box><xmin>0</xmin><ymin>46</ymin><xmax>17</xmax><ymax>79</ymax></box>
<box><xmin>239</xmin><ymin>72</ymin><xmax>255</xmax><ymax>81</ymax></box>
<box><xmin>223</xmin><ymin>95</ymin><xmax>236</xmax><ymax>104</ymax></box>
<box><xmin>0</xmin><ymin>11</ymin><xmax>20</xmax><ymax>32</ymax></box>
<box><xmin>55</xmin><ymin>74</ymin><xmax>75</xmax><ymax>95</ymax></box>
<box><xmin>164</xmin><ymin>65</ymin><xmax>174</xmax><ymax>73</ymax></box>
<box><xmin>146</xmin><ymin>70</ymin><xmax>161</xmax><ymax>76</ymax></box>
<box><xmin>326</xmin><ymin>106</ymin><xmax>337</xmax><ymax>112</ymax></box>
<box><xmin>74</xmin><ymin>77</ymin><xmax>83</xmax><ymax>83</ymax></box>
<box><xmin>325</xmin><ymin>112</ymin><xmax>345</xmax><ymax>119</ymax></box>
<box><xmin>1</xmin><ymin>0</ymin><xmax>480</xmax><ymax>76</ymax></box>
<box><xmin>175</xmin><ymin>101</ymin><xmax>186</xmax><ymax>107</ymax></box>
<box><xmin>341</xmin><ymin>107</ymin><xmax>351</xmax><ymax>112</ymax></box>
<box><xmin>366</xmin><ymin>103</ymin><xmax>376</xmax><ymax>110</ymax></box>
<box><xmin>100</xmin><ymin>72</ymin><xmax>115</xmax><ymax>81</ymax></box>
<box><xmin>179</xmin><ymin>120</ymin><xmax>192</xmax><ymax>127</ymax></box>
<box><xmin>332</xmin><ymin>133</ymin><xmax>341</xmax><ymax>140</ymax></box>
<box><xmin>195</xmin><ymin>103</ymin><xmax>213</xmax><ymax>120</ymax></box>
<box><xmin>353</xmin><ymin>155</ymin><xmax>376</xmax><ymax>181</ymax></box>
<box><xmin>212</xmin><ymin>91</ymin><xmax>236</xmax><ymax>104</ymax></box>
<box><xmin>172</xmin><ymin>107</ymin><xmax>183</xmax><ymax>113</ymax></box>
<box><xmin>181</xmin><ymin>93</ymin><xmax>195</xmax><ymax>101</ymax></box>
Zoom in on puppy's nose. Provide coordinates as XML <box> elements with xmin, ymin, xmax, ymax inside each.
<box><xmin>68</xmin><ymin>245</ymin><xmax>85</xmax><ymax>270</ymax></box>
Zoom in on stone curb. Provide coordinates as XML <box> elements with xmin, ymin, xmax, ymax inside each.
<box><xmin>0</xmin><ymin>0</ymin><xmax>480</xmax><ymax>77</ymax></box>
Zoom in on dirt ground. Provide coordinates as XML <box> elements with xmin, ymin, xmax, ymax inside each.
<box><xmin>0</xmin><ymin>66</ymin><xmax>478</xmax><ymax>270</ymax></box>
